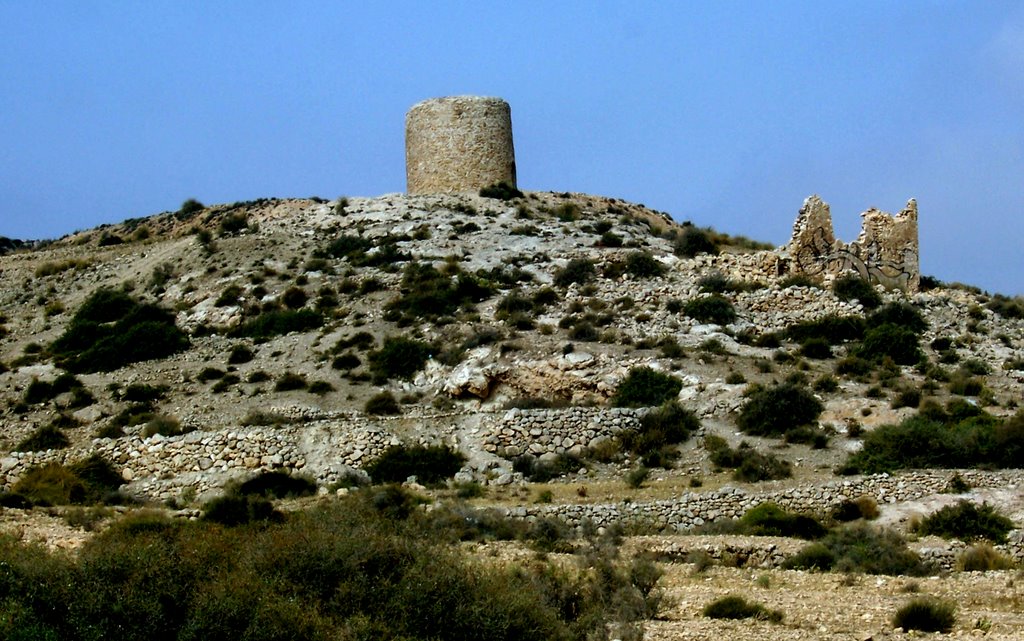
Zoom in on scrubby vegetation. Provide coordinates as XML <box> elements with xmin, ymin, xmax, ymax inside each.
<box><xmin>365</xmin><ymin>444</ymin><xmax>467</xmax><ymax>487</ymax></box>
<box><xmin>369</xmin><ymin>336</ymin><xmax>433</xmax><ymax>382</ymax></box>
<box><xmin>50</xmin><ymin>288</ymin><xmax>189</xmax><ymax>373</ymax></box>
<box><xmin>230</xmin><ymin>308</ymin><xmax>323</xmax><ymax>341</ymax></box>
<box><xmin>618</xmin><ymin>401</ymin><xmax>700</xmax><ymax>467</ymax></box>
<box><xmin>892</xmin><ymin>598</ymin><xmax>956</xmax><ymax>633</ymax></box>
<box><xmin>612</xmin><ymin>367</ymin><xmax>683</xmax><ymax>407</ymax></box>
<box><xmin>683</xmin><ymin>295</ymin><xmax>736</xmax><ymax>325</ymax></box>
<box><xmin>914</xmin><ymin>500</ymin><xmax>1015</xmax><ymax>544</ymax></box>
<box><xmin>703</xmin><ymin>595</ymin><xmax>783</xmax><ymax>622</ymax></box>
<box><xmin>840</xmin><ymin>407</ymin><xmax>1024</xmax><ymax>474</ymax></box>
<box><xmin>784</xmin><ymin>523</ymin><xmax>932</xmax><ymax>575</ymax></box>
<box><xmin>3</xmin><ymin>455</ymin><xmax>123</xmax><ymax>507</ymax></box>
<box><xmin>736</xmin><ymin>382</ymin><xmax>824</xmax><ymax>437</ymax></box>
<box><xmin>705</xmin><ymin>436</ymin><xmax>792</xmax><ymax>482</ymax></box>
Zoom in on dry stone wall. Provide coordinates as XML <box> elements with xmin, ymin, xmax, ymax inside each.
<box><xmin>483</xmin><ymin>407</ymin><xmax>643</xmax><ymax>459</ymax></box>
<box><xmin>405</xmin><ymin>96</ymin><xmax>516</xmax><ymax>194</ymax></box>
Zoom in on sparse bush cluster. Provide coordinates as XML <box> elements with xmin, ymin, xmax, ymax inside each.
<box><xmin>385</xmin><ymin>261</ymin><xmax>494</xmax><ymax>324</ymax></box>
<box><xmin>736</xmin><ymin>382</ymin><xmax>824</xmax><ymax>438</ymax></box>
<box><xmin>840</xmin><ymin>406</ymin><xmax>1024</xmax><ymax>474</ymax></box>
<box><xmin>705</xmin><ymin>436</ymin><xmax>792</xmax><ymax>482</ymax></box>
<box><xmin>618</xmin><ymin>401</ymin><xmax>700</xmax><ymax>467</ymax></box>
<box><xmin>683</xmin><ymin>294</ymin><xmax>736</xmax><ymax>326</ymax></box>
<box><xmin>612</xmin><ymin>367</ymin><xmax>683</xmax><ymax>408</ymax></box>
<box><xmin>784</xmin><ymin>522</ymin><xmax>932</xmax><ymax>576</ymax></box>
<box><xmin>914</xmin><ymin>500</ymin><xmax>1015</xmax><ymax>544</ymax></box>
<box><xmin>1</xmin><ymin>454</ymin><xmax>124</xmax><ymax>507</ymax></box>
<box><xmin>50</xmin><ymin>288</ymin><xmax>189</xmax><ymax>373</ymax></box>
<box><xmin>364</xmin><ymin>444</ymin><xmax>466</xmax><ymax>487</ymax></box>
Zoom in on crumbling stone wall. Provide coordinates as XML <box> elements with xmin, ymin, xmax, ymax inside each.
<box><xmin>405</xmin><ymin>96</ymin><xmax>517</xmax><ymax>194</ymax></box>
<box><xmin>781</xmin><ymin>195</ymin><xmax>920</xmax><ymax>292</ymax></box>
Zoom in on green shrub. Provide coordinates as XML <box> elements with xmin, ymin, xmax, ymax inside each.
<box><xmin>369</xmin><ymin>336</ymin><xmax>432</xmax><ymax>382</ymax></box>
<box><xmin>736</xmin><ymin>382</ymin><xmax>823</xmax><ymax>437</ymax></box>
<box><xmin>739</xmin><ymin>503</ymin><xmax>827</xmax><ymax>539</ymax></box>
<box><xmin>915</xmin><ymin>501</ymin><xmax>1014</xmax><ymax>544</ymax></box>
<box><xmin>13</xmin><ymin>455</ymin><xmax>123</xmax><ymax>507</ymax></box>
<box><xmin>230</xmin><ymin>309</ymin><xmax>323</xmax><ymax>341</ymax></box>
<box><xmin>553</xmin><ymin>258</ymin><xmax>596</xmax><ymax>288</ymax></box>
<box><xmin>202</xmin><ymin>494</ymin><xmax>282</xmax><ymax>526</ymax></box>
<box><xmin>624</xmin><ymin>251</ymin><xmax>666</xmax><ymax>278</ymax></box>
<box><xmin>784</xmin><ymin>523</ymin><xmax>930</xmax><ymax>575</ymax></box>
<box><xmin>308</xmin><ymin>380</ymin><xmax>335</xmax><ymax>395</ymax></box>
<box><xmin>50</xmin><ymin>288</ymin><xmax>189</xmax><ymax>373</ymax></box>
<box><xmin>707</xmin><ymin>439</ymin><xmax>792</xmax><ymax>482</ymax></box>
<box><xmin>985</xmin><ymin>294</ymin><xmax>1024</xmax><ymax>319</ymax></box>
<box><xmin>177</xmin><ymin>197</ymin><xmax>205</xmax><ymax>218</ymax></box>
<box><xmin>832</xmin><ymin>274</ymin><xmax>882</xmax><ymax>310</ymax></box>
<box><xmin>513</xmin><ymin>453</ymin><xmax>585</xmax><ymax>483</ymax></box>
<box><xmin>840</xmin><ymin>409</ymin><xmax>1023</xmax><ymax>474</ymax></box>
<box><xmin>479</xmin><ymin>182</ymin><xmax>523</xmax><ymax>200</ymax></box>
<box><xmin>612</xmin><ymin>367</ymin><xmax>683</xmax><ymax>407</ymax></box>
<box><xmin>384</xmin><ymin>262</ymin><xmax>494</xmax><ymax>324</ymax></box>
<box><xmin>365</xmin><ymin>444</ymin><xmax>466</xmax><ymax>487</ymax></box>
<box><xmin>703</xmin><ymin>595</ymin><xmax>782</xmax><ymax>622</ymax></box>
<box><xmin>832</xmin><ymin>496</ymin><xmax>880</xmax><ymax>522</ymax></box>
<box><xmin>14</xmin><ymin>424</ymin><xmax>70</xmax><ymax>452</ymax></box>
<box><xmin>674</xmin><ymin>226</ymin><xmax>718</xmax><ymax>257</ymax></box>
<box><xmin>365</xmin><ymin>391</ymin><xmax>401</xmax><ymax>415</ymax></box>
<box><xmin>142</xmin><ymin>414</ymin><xmax>192</xmax><ymax>438</ymax></box>
<box><xmin>281</xmin><ymin>286</ymin><xmax>308</xmax><ymax>309</ymax></box>
<box><xmin>23</xmin><ymin>373</ymin><xmax>87</xmax><ymax>405</ymax></box>
<box><xmin>956</xmin><ymin>542</ymin><xmax>1015</xmax><ymax>571</ymax></box>
<box><xmin>215</xmin><ymin>284</ymin><xmax>244</xmax><ymax>307</ymax></box>
<box><xmin>237</xmin><ymin>471</ymin><xmax>317</xmax><ymax>499</ymax></box>
<box><xmin>227</xmin><ymin>344</ymin><xmax>255</xmax><ymax>364</ymax></box>
<box><xmin>799</xmin><ymin>337</ymin><xmax>832</xmax><ymax>359</ymax></box>
<box><xmin>856</xmin><ymin>323</ymin><xmax>923</xmax><ymax>365</ymax></box>
<box><xmin>683</xmin><ymin>295</ymin><xmax>736</xmax><ymax>325</ymax></box>
<box><xmin>867</xmin><ymin>302</ymin><xmax>927</xmax><ymax>333</ymax></box>
<box><xmin>273</xmin><ymin>372</ymin><xmax>308</xmax><ymax>392</ymax></box>
<box><xmin>892</xmin><ymin>598</ymin><xmax>956</xmax><ymax>633</ymax></box>
<box><xmin>785</xmin><ymin>315</ymin><xmax>865</xmax><ymax>345</ymax></box>
<box><xmin>619</xmin><ymin>401</ymin><xmax>700</xmax><ymax>466</ymax></box>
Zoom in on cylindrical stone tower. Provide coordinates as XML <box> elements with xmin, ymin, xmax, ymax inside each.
<box><xmin>405</xmin><ymin>96</ymin><xmax>516</xmax><ymax>194</ymax></box>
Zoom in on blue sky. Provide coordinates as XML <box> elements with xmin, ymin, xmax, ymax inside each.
<box><xmin>2</xmin><ymin>2</ymin><xmax>1022</xmax><ymax>294</ymax></box>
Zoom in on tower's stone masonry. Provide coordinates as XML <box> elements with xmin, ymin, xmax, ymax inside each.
<box><xmin>405</xmin><ymin>96</ymin><xmax>516</xmax><ymax>195</ymax></box>
<box><xmin>782</xmin><ymin>195</ymin><xmax>920</xmax><ymax>292</ymax></box>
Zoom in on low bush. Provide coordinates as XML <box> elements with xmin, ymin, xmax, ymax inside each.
<box><xmin>227</xmin><ymin>344</ymin><xmax>255</xmax><ymax>364</ymax></box>
<box><xmin>840</xmin><ymin>409</ymin><xmax>1024</xmax><ymax>474</ymax></box>
<box><xmin>369</xmin><ymin>336</ymin><xmax>432</xmax><ymax>382</ymax></box>
<box><xmin>50</xmin><ymin>288</ymin><xmax>189</xmax><ymax>373</ymax></box>
<box><xmin>202</xmin><ymin>493</ymin><xmax>282</xmax><ymax>526</ymax></box>
<box><xmin>798</xmin><ymin>337</ymin><xmax>832</xmax><ymax>359</ymax></box>
<box><xmin>683</xmin><ymin>295</ymin><xmax>736</xmax><ymax>325</ymax></box>
<box><xmin>479</xmin><ymin>181</ymin><xmax>523</xmax><ymax>200</ymax></box>
<box><xmin>674</xmin><ymin>226</ymin><xmax>719</xmax><ymax>257</ymax></box>
<box><xmin>273</xmin><ymin>372</ymin><xmax>308</xmax><ymax>392</ymax></box>
<box><xmin>612</xmin><ymin>367</ymin><xmax>683</xmax><ymax>407</ymax></box>
<box><xmin>703</xmin><ymin>595</ymin><xmax>783</xmax><ymax>622</ymax></box>
<box><xmin>12</xmin><ymin>455</ymin><xmax>123</xmax><ymax>506</ymax></box>
<box><xmin>230</xmin><ymin>308</ymin><xmax>323</xmax><ymax>341</ymax></box>
<box><xmin>365</xmin><ymin>391</ymin><xmax>401</xmax><ymax>415</ymax></box>
<box><xmin>785</xmin><ymin>315</ymin><xmax>865</xmax><ymax>345</ymax></box>
<box><xmin>23</xmin><ymin>372</ymin><xmax>87</xmax><ymax>405</ymax></box>
<box><xmin>736</xmin><ymin>382</ymin><xmax>824</xmax><ymax>437</ymax></box>
<box><xmin>784</xmin><ymin>523</ymin><xmax>931</xmax><ymax>575</ymax></box>
<box><xmin>867</xmin><ymin>302</ymin><xmax>927</xmax><ymax>333</ymax></box>
<box><xmin>987</xmin><ymin>294</ymin><xmax>1024</xmax><ymax>319</ymax></box>
<box><xmin>385</xmin><ymin>262</ymin><xmax>494</xmax><ymax>323</ymax></box>
<box><xmin>142</xmin><ymin>414</ymin><xmax>192</xmax><ymax>438</ymax></box>
<box><xmin>14</xmin><ymin>424</ymin><xmax>70</xmax><ymax>452</ymax></box>
<box><xmin>892</xmin><ymin>598</ymin><xmax>956</xmax><ymax>633</ymax></box>
<box><xmin>855</xmin><ymin>323</ymin><xmax>923</xmax><ymax>365</ymax></box>
<box><xmin>832</xmin><ymin>274</ymin><xmax>882</xmax><ymax>310</ymax></box>
<box><xmin>513</xmin><ymin>452</ymin><xmax>586</xmax><ymax>483</ymax></box>
<box><xmin>832</xmin><ymin>496</ymin><xmax>880</xmax><ymax>522</ymax></box>
<box><xmin>553</xmin><ymin>257</ymin><xmax>596</xmax><ymax>288</ymax></box>
<box><xmin>738</xmin><ymin>503</ymin><xmax>827</xmax><ymax>539</ymax></box>
<box><xmin>956</xmin><ymin>542</ymin><xmax>1015</xmax><ymax>571</ymax></box>
<box><xmin>237</xmin><ymin>471</ymin><xmax>317</xmax><ymax>499</ymax></box>
<box><xmin>914</xmin><ymin>501</ymin><xmax>1014</xmax><ymax>544</ymax></box>
<box><xmin>619</xmin><ymin>401</ymin><xmax>700</xmax><ymax>466</ymax></box>
<box><xmin>623</xmin><ymin>251</ymin><xmax>666</xmax><ymax>278</ymax></box>
<box><xmin>706</xmin><ymin>437</ymin><xmax>792</xmax><ymax>482</ymax></box>
<box><xmin>364</xmin><ymin>444</ymin><xmax>466</xmax><ymax>487</ymax></box>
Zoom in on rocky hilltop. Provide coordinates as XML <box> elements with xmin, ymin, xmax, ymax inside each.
<box><xmin>2</xmin><ymin>190</ymin><xmax>1024</xmax><ymax>638</ymax></box>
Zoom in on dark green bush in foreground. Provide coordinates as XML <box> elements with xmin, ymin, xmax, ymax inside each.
<box><xmin>832</xmin><ymin>274</ymin><xmax>882</xmax><ymax>310</ymax></box>
<box><xmin>612</xmin><ymin>367</ymin><xmax>683</xmax><ymax>407</ymax></box>
<box><xmin>784</xmin><ymin>522</ymin><xmax>932</xmax><ymax>576</ymax></box>
<box><xmin>892</xmin><ymin>598</ymin><xmax>956</xmax><ymax>633</ymax></box>
<box><xmin>8</xmin><ymin>454</ymin><xmax>123</xmax><ymax>507</ymax></box>
<box><xmin>50</xmin><ymin>288</ymin><xmax>189</xmax><ymax>373</ymax></box>
<box><xmin>0</xmin><ymin>495</ymin><xmax>657</xmax><ymax>641</ymax></box>
<box><xmin>369</xmin><ymin>336</ymin><xmax>432</xmax><ymax>382</ymax></box>
<box><xmin>703</xmin><ymin>595</ymin><xmax>783</xmax><ymax>622</ymax></box>
<box><xmin>736</xmin><ymin>382</ymin><xmax>824</xmax><ymax>437</ymax></box>
<box><xmin>230</xmin><ymin>308</ymin><xmax>323</xmax><ymax>341</ymax></box>
<box><xmin>365</xmin><ymin>444</ymin><xmax>466</xmax><ymax>487</ymax></box>
<box><xmin>683</xmin><ymin>294</ymin><xmax>736</xmax><ymax>325</ymax></box>
<box><xmin>840</xmin><ymin>408</ymin><xmax>1023</xmax><ymax>474</ymax></box>
<box><xmin>738</xmin><ymin>503</ymin><xmax>827</xmax><ymax>540</ymax></box>
<box><xmin>915</xmin><ymin>500</ymin><xmax>1015</xmax><ymax>544</ymax></box>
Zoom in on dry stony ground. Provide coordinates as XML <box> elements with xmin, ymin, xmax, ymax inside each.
<box><xmin>0</xmin><ymin>191</ymin><xmax>1022</xmax><ymax>637</ymax></box>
